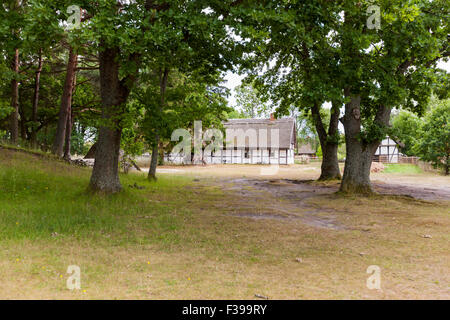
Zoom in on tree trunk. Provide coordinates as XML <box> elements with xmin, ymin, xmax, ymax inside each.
<box><xmin>311</xmin><ymin>102</ymin><xmax>342</xmax><ymax>180</ymax></box>
<box><xmin>89</xmin><ymin>44</ymin><xmax>130</xmax><ymax>193</ymax></box>
<box><xmin>31</xmin><ymin>48</ymin><xmax>43</xmax><ymax>148</ymax></box>
<box><xmin>52</xmin><ymin>47</ymin><xmax>78</xmax><ymax>157</ymax></box>
<box><xmin>340</xmin><ymin>95</ymin><xmax>369</xmax><ymax>193</ymax></box>
<box><xmin>18</xmin><ymin>106</ymin><xmax>27</xmax><ymax>141</ymax></box>
<box><xmin>10</xmin><ymin>48</ymin><xmax>19</xmax><ymax>144</ymax></box>
<box><xmin>339</xmin><ymin>94</ymin><xmax>390</xmax><ymax>194</ymax></box>
<box><xmin>158</xmin><ymin>140</ymin><xmax>165</xmax><ymax>165</ymax></box>
<box><xmin>84</xmin><ymin>142</ymin><xmax>97</xmax><ymax>159</ymax></box>
<box><xmin>148</xmin><ymin>68</ymin><xmax>169</xmax><ymax>181</ymax></box>
<box><xmin>148</xmin><ymin>135</ymin><xmax>159</xmax><ymax>181</ymax></box>
<box><xmin>63</xmin><ymin>109</ymin><xmax>73</xmax><ymax>160</ymax></box>
<box><xmin>63</xmin><ymin>69</ymin><xmax>77</xmax><ymax>160</ymax></box>
<box><xmin>445</xmin><ymin>156</ymin><xmax>449</xmax><ymax>176</ymax></box>
<box><xmin>320</xmin><ymin>142</ymin><xmax>341</xmax><ymax>180</ymax></box>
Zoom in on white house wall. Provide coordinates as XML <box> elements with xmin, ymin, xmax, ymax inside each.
<box><xmin>374</xmin><ymin>137</ymin><xmax>401</xmax><ymax>163</ymax></box>
<box><xmin>164</xmin><ymin>149</ymin><xmax>295</xmax><ymax>165</ymax></box>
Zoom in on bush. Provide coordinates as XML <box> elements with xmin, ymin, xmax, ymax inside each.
<box><xmin>414</xmin><ymin>99</ymin><xmax>449</xmax><ymax>175</ymax></box>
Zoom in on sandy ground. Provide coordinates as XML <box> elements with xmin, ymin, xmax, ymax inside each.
<box><xmin>371</xmin><ymin>174</ymin><xmax>450</xmax><ymax>200</ymax></box>
<box><xmin>147</xmin><ymin>163</ymin><xmax>450</xmax><ymax>201</ymax></box>
<box><xmin>140</xmin><ymin>163</ymin><xmax>450</xmax><ymax>232</ymax></box>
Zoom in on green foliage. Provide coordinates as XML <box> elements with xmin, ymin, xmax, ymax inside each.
<box><xmin>431</xmin><ymin>70</ymin><xmax>450</xmax><ymax>100</ymax></box>
<box><xmin>121</xmin><ymin>127</ymin><xmax>145</xmax><ymax>158</ymax></box>
<box><xmin>1</xmin><ymin>0</ymin><xmax>242</xmax><ymax>156</ymax></box>
<box><xmin>234</xmin><ymin>82</ymin><xmax>271</xmax><ymax>118</ymax></box>
<box><xmin>135</xmin><ymin>69</ymin><xmax>230</xmax><ymax>152</ymax></box>
<box><xmin>225</xmin><ymin>109</ymin><xmax>247</xmax><ymax>119</ymax></box>
<box><xmin>359</xmin><ymin>122</ymin><xmax>389</xmax><ymax>145</ymax></box>
<box><xmin>297</xmin><ymin>114</ymin><xmax>321</xmax><ymax>153</ymax></box>
<box><xmin>338</xmin><ymin>142</ymin><xmax>346</xmax><ymax>161</ymax></box>
<box><xmin>0</xmin><ymin>99</ymin><xmax>12</xmax><ymax>121</ymax></box>
<box><xmin>316</xmin><ymin>145</ymin><xmax>323</xmax><ymax>159</ymax></box>
<box><xmin>297</xmin><ymin>108</ymin><xmax>334</xmax><ymax>152</ymax></box>
<box><xmin>391</xmin><ymin>111</ymin><xmax>421</xmax><ymax>156</ymax></box>
<box><xmin>327</xmin><ymin>132</ymin><xmax>341</xmax><ymax>146</ymax></box>
<box><xmin>239</xmin><ymin>0</ymin><xmax>449</xmax><ymax>147</ymax></box>
<box><xmin>414</xmin><ymin>98</ymin><xmax>450</xmax><ymax>174</ymax></box>
<box><xmin>70</xmin><ymin>123</ymin><xmax>92</xmax><ymax>156</ymax></box>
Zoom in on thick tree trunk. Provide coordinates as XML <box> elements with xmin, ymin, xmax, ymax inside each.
<box><xmin>52</xmin><ymin>48</ymin><xmax>78</xmax><ymax>157</ymax></box>
<box><xmin>339</xmin><ymin>94</ymin><xmax>390</xmax><ymax>194</ymax></box>
<box><xmin>340</xmin><ymin>95</ymin><xmax>370</xmax><ymax>193</ymax></box>
<box><xmin>320</xmin><ymin>142</ymin><xmax>341</xmax><ymax>180</ymax></box>
<box><xmin>148</xmin><ymin>135</ymin><xmax>159</xmax><ymax>181</ymax></box>
<box><xmin>89</xmin><ymin>125</ymin><xmax>122</xmax><ymax>193</ymax></box>
<box><xmin>10</xmin><ymin>48</ymin><xmax>19</xmax><ymax>144</ymax></box>
<box><xmin>89</xmin><ymin>44</ymin><xmax>130</xmax><ymax>193</ymax></box>
<box><xmin>340</xmin><ymin>144</ymin><xmax>375</xmax><ymax>194</ymax></box>
<box><xmin>311</xmin><ymin>102</ymin><xmax>342</xmax><ymax>180</ymax></box>
<box><xmin>31</xmin><ymin>49</ymin><xmax>43</xmax><ymax>148</ymax></box>
<box><xmin>89</xmin><ymin>2</ymin><xmax>164</xmax><ymax>192</ymax></box>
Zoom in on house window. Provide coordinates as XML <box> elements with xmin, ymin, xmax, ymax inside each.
<box><xmin>244</xmin><ymin>149</ymin><xmax>250</xmax><ymax>159</ymax></box>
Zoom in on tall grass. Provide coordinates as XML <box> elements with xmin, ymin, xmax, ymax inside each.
<box><xmin>0</xmin><ymin>148</ymin><xmax>194</xmax><ymax>245</ymax></box>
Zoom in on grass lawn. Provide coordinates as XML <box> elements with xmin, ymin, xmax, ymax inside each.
<box><xmin>383</xmin><ymin>164</ymin><xmax>424</xmax><ymax>174</ymax></box>
<box><xmin>0</xmin><ymin>147</ymin><xmax>448</xmax><ymax>299</ymax></box>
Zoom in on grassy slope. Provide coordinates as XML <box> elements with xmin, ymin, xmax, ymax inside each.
<box><xmin>0</xmin><ymin>148</ymin><xmax>193</xmax><ymax>243</ymax></box>
<box><xmin>0</xmin><ymin>148</ymin><xmax>448</xmax><ymax>299</ymax></box>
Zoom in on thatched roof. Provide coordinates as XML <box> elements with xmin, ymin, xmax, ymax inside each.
<box><xmin>297</xmin><ymin>143</ymin><xmax>316</xmax><ymax>155</ymax></box>
<box><xmin>223</xmin><ymin>118</ymin><xmax>296</xmax><ymax>149</ymax></box>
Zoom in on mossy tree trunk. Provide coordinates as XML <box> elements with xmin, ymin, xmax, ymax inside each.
<box><xmin>339</xmin><ymin>93</ymin><xmax>390</xmax><ymax>194</ymax></box>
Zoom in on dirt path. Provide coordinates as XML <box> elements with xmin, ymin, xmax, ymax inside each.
<box><xmin>371</xmin><ymin>177</ymin><xmax>450</xmax><ymax>201</ymax></box>
<box><xmin>209</xmin><ymin>175</ymin><xmax>449</xmax><ymax>230</ymax></box>
<box><xmin>145</xmin><ymin>164</ymin><xmax>450</xmax><ymax>229</ymax></box>
<box><xmin>217</xmin><ymin>178</ymin><xmax>345</xmax><ymax>230</ymax></box>
<box><xmin>148</xmin><ymin>164</ymin><xmax>450</xmax><ymax>201</ymax></box>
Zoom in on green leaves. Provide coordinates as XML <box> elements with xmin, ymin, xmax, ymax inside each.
<box><xmin>234</xmin><ymin>82</ymin><xmax>271</xmax><ymax>118</ymax></box>
<box><xmin>134</xmin><ymin>67</ymin><xmax>230</xmax><ymax>150</ymax></box>
<box><xmin>414</xmin><ymin>97</ymin><xmax>450</xmax><ymax>172</ymax></box>
<box><xmin>390</xmin><ymin>110</ymin><xmax>421</xmax><ymax>156</ymax></box>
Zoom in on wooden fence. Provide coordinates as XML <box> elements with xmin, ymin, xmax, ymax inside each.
<box><xmin>417</xmin><ymin>160</ymin><xmax>440</xmax><ymax>173</ymax></box>
<box><xmin>399</xmin><ymin>156</ymin><xmax>419</xmax><ymax>164</ymax></box>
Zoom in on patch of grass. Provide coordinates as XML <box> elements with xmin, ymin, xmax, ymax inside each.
<box><xmin>0</xmin><ymin>148</ymin><xmax>194</xmax><ymax>246</ymax></box>
<box><xmin>0</xmin><ymin>143</ymin><xmax>54</xmax><ymax>158</ymax></box>
<box><xmin>383</xmin><ymin>164</ymin><xmax>423</xmax><ymax>174</ymax></box>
